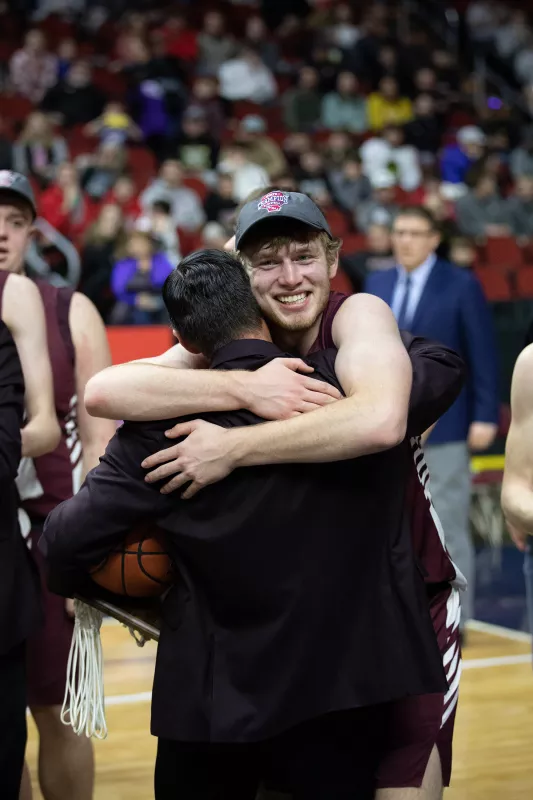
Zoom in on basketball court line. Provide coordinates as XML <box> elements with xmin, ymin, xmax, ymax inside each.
<box><xmin>466</xmin><ymin>619</ymin><xmax>532</xmax><ymax>643</ymax></box>
<box><xmin>97</xmin><ymin>650</ymin><xmax>532</xmax><ymax>710</ymax></box>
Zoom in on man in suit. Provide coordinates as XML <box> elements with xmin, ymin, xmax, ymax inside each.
<box><xmin>42</xmin><ymin>249</ymin><xmax>463</xmax><ymax>800</ymax></box>
<box><xmin>365</xmin><ymin>205</ymin><xmax>499</xmax><ymax>628</ymax></box>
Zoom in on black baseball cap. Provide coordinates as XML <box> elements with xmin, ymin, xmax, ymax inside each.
<box><xmin>235</xmin><ymin>191</ymin><xmax>332</xmax><ymax>250</ymax></box>
<box><xmin>0</xmin><ymin>170</ymin><xmax>37</xmax><ymax>219</ymax></box>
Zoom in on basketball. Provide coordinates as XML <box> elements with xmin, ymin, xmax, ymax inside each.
<box><xmin>90</xmin><ymin>523</ymin><xmax>174</xmax><ymax>597</ymax></box>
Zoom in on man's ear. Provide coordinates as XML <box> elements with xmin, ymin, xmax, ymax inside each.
<box><xmin>328</xmin><ymin>252</ymin><xmax>339</xmax><ymax>280</ymax></box>
<box><xmin>172</xmin><ymin>329</ymin><xmax>201</xmax><ymax>355</ymax></box>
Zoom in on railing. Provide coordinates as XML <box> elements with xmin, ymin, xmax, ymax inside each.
<box><xmin>26</xmin><ymin>218</ymin><xmax>82</xmax><ymax>288</ymax></box>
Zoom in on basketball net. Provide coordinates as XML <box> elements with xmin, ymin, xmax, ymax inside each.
<box><xmin>61</xmin><ymin>599</ymin><xmax>108</xmax><ymax>739</ymax></box>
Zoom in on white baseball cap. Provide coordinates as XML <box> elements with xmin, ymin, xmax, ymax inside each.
<box><xmin>371</xmin><ymin>170</ymin><xmax>397</xmax><ymax>190</ymax></box>
<box><xmin>457</xmin><ymin>126</ymin><xmax>486</xmax><ymax>146</ymax></box>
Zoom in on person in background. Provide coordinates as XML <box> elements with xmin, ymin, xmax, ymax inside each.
<box><xmin>186</xmin><ymin>78</ymin><xmax>226</xmax><ymax>142</ymax></box>
<box><xmin>360</xmin><ymin>124</ymin><xmax>422</xmax><ymax>192</ymax></box>
<box><xmin>243</xmin><ymin>15</ymin><xmax>281</xmax><ymax>73</ymax></box>
<box><xmin>203</xmin><ymin>173</ymin><xmax>238</xmax><ymax>231</ymax></box>
<box><xmin>137</xmin><ymin>200</ymin><xmax>182</xmax><ymax>265</ymax></box>
<box><xmin>365</xmin><ymin>205</ymin><xmax>499</xmax><ymax>630</ymax></box>
<box><xmin>449</xmin><ymin>237</ymin><xmax>478</xmax><ymax>270</ymax></box>
<box><xmin>201</xmin><ymin>220</ymin><xmax>229</xmax><ymax>250</ymax></box>
<box><xmin>9</xmin><ymin>29</ymin><xmax>58</xmax><ymax>105</ymax></box>
<box><xmin>218</xmin><ymin>143</ymin><xmax>269</xmax><ymax>203</ymax></box>
<box><xmin>218</xmin><ymin>45</ymin><xmax>278</xmax><ymax>105</ymax></box>
<box><xmin>404</xmin><ymin>94</ymin><xmax>443</xmax><ymax>162</ymax></box>
<box><xmin>342</xmin><ymin>223</ymin><xmax>395</xmax><ymax>292</ymax></box>
<box><xmin>440</xmin><ymin>126</ymin><xmax>486</xmax><ymax>199</ymax></box>
<box><xmin>40</xmin><ymin>162</ymin><xmax>95</xmax><ymax>243</ymax></box>
<box><xmin>41</xmin><ymin>61</ymin><xmax>107</xmax><ymax>129</ymax></box>
<box><xmin>366</xmin><ymin>76</ymin><xmax>414</xmax><ymax>132</ymax></box>
<box><xmin>323</xmin><ymin>132</ymin><xmax>353</xmax><ymax>171</ymax></box>
<box><xmin>355</xmin><ymin>170</ymin><xmax>399</xmax><ymax>233</ymax></box>
<box><xmin>14</xmin><ymin>112</ymin><xmax>69</xmax><ymax>189</ymax></box>
<box><xmin>111</xmin><ymin>230</ymin><xmax>173</xmax><ymax>325</ymax></box>
<box><xmin>141</xmin><ymin>159</ymin><xmax>205</xmax><ymax>232</ymax></box>
<box><xmin>105</xmin><ymin>173</ymin><xmax>142</xmax><ymax>226</ymax></box>
<box><xmin>507</xmin><ymin>175</ymin><xmax>533</xmax><ymax>243</ymax></box>
<box><xmin>157</xmin><ymin>12</ymin><xmax>198</xmax><ymax>66</ymax></box>
<box><xmin>282</xmin><ymin>66</ymin><xmax>322</xmax><ymax>133</ymax></box>
<box><xmin>0</xmin><ymin>118</ymin><xmax>14</xmax><ymax>171</ymax></box>
<box><xmin>81</xmin><ymin>203</ymin><xmax>127</xmax><ymax>322</ymax></box>
<box><xmin>321</xmin><ymin>71</ymin><xmax>368</xmax><ymax>134</ymax></box>
<box><xmin>56</xmin><ymin>38</ymin><xmax>78</xmax><ymax>82</ymax></box>
<box><xmin>84</xmin><ymin>100</ymin><xmax>142</xmax><ymax>147</ymax></box>
<box><xmin>295</xmin><ymin>150</ymin><xmax>330</xmax><ymax>199</ymax></box>
<box><xmin>455</xmin><ymin>172</ymin><xmax>511</xmax><ymax>241</ymax></box>
<box><xmin>328</xmin><ymin>152</ymin><xmax>372</xmax><ymax>214</ymax></box>
<box><xmin>510</xmin><ymin>127</ymin><xmax>533</xmax><ymax>179</ymax></box>
<box><xmin>173</xmin><ymin>107</ymin><xmax>219</xmax><ymax>173</ymax></box>
<box><xmin>235</xmin><ymin>115</ymin><xmax>287</xmax><ymax>180</ymax></box>
<box><xmin>196</xmin><ymin>10</ymin><xmax>236</xmax><ymax>76</ymax></box>
<box><xmin>78</xmin><ymin>141</ymin><xmax>127</xmax><ymax>202</ymax></box>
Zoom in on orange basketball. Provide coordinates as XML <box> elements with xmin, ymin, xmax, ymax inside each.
<box><xmin>90</xmin><ymin>523</ymin><xmax>174</xmax><ymax>597</ymax></box>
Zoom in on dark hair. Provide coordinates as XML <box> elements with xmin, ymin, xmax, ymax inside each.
<box><xmin>163</xmin><ymin>249</ymin><xmax>263</xmax><ymax>358</ymax></box>
<box><xmin>393</xmin><ymin>205</ymin><xmax>439</xmax><ymax>231</ymax></box>
<box><xmin>152</xmin><ymin>200</ymin><xmax>172</xmax><ymax>215</ymax></box>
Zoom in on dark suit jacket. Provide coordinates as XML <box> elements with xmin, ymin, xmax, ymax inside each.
<box><xmin>42</xmin><ymin>338</ymin><xmax>464</xmax><ymax>744</ymax></box>
<box><xmin>365</xmin><ymin>258</ymin><xmax>499</xmax><ymax>444</ymax></box>
<box><xmin>0</xmin><ymin>321</ymin><xmax>42</xmax><ymax>654</ymax></box>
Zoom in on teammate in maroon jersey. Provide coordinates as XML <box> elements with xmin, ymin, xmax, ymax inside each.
<box><xmin>0</xmin><ymin>172</ymin><xmax>116</xmax><ymax>800</ymax></box>
<box><xmin>85</xmin><ymin>192</ymin><xmax>463</xmax><ymax>799</ymax></box>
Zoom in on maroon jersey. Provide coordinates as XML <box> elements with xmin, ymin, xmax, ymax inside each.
<box><xmin>18</xmin><ymin>280</ymin><xmax>81</xmax><ymax>521</ymax></box>
<box><xmin>310</xmin><ymin>291</ymin><xmax>464</xmax><ymax>590</ymax></box>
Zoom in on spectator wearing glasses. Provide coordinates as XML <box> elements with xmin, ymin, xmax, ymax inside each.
<box><xmin>365</xmin><ymin>205</ymin><xmax>499</xmax><ymax>631</ymax></box>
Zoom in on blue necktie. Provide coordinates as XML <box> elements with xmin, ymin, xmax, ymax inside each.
<box><xmin>397</xmin><ymin>275</ymin><xmax>412</xmax><ymax>330</ymax></box>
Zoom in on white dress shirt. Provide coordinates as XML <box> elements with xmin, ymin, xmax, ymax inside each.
<box><xmin>391</xmin><ymin>254</ymin><xmax>437</xmax><ymax>329</ymax></box>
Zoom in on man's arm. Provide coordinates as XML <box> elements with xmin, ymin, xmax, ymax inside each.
<box><xmin>85</xmin><ymin>344</ymin><xmax>340</xmax><ymax>422</ymax></box>
<box><xmin>41</xmin><ymin>424</ymin><xmax>174</xmax><ymax>595</ymax></box>
<box><xmin>501</xmin><ymin>346</ymin><xmax>533</xmax><ymax>550</ymax></box>
<box><xmin>70</xmin><ymin>293</ymin><xmax>117</xmax><ymax>477</ymax></box>
<box><xmin>403</xmin><ymin>333</ymin><xmax>466</xmax><ymax>436</ymax></box>
<box><xmin>0</xmin><ymin>323</ymin><xmax>24</xmax><ymax>482</ymax></box>
<box><xmin>144</xmin><ymin>296</ymin><xmax>413</xmax><ymax>497</ymax></box>
<box><xmin>2</xmin><ymin>274</ymin><xmax>60</xmax><ymax>457</ymax></box>
<box><xmin>460</xmin><ymin>273</ymin><xmax>500</xmax><ymax>451</ymax></box>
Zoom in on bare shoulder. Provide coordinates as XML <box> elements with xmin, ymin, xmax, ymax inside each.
<box><xmin>332</xmin><ymin>292</ymin><xmax>398</xmax><ymax>344</ymax></box>
<box><xmin>69</xmin><ymin>292</ymin><xmax>110</xmax><ymax>361</ymax></box>
<box><xmin>2</xmin><ymin>273</ymin><xmax>43</xmax><ymax>326</ymax></box>
<box><xmin>511</xmin><ymin>345</ymin><xmax>533</xmax><ymax>419</ymax></box>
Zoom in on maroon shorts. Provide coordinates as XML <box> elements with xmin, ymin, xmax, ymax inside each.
<box><xmin>376</xmin><ymin>586</ymin><xmax>462</xmax><ymax>789</ymax></box>
<box><xmin>26</xmin><ymin>526</ymin><xmax>74</xmax><ymax>708</ymax></box>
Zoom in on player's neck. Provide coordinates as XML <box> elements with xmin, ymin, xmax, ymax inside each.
<box><xmin>273</xmin><ymin>317</ymin><xmax>321</xmax><ymax>357</ymax></box>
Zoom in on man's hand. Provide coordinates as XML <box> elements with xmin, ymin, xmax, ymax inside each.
<box><xmin>143</xmin><ymin>420</ymin><xmax>236</xmax><ymax>498</ymax></box>
<box><xmin>506</xmin><ymin>519</ymin><xmax>529</xmax><ymax>553</ymax></box>
<box><xmin>245</xmin><ymin>358</ymin><xmax>341</xmax><ymax>420</ymax></box>
<box><xmin>467</xmin><ymin>421</ymin><xmax>498</xmax><ymax>452</ymax></box>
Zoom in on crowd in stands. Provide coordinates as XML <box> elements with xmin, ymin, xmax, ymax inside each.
<box><xmin>0</xmin><ymin>0</ymin><xmax>532</xmax><ymax>321</ymax></box>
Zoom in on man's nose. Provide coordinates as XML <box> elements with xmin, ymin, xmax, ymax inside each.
<box><xmin>278</xmin><ymin>258</ymin><xmax>302</xmax><ymax>287</ymax></box>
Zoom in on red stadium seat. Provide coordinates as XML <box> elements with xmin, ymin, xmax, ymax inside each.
<box><xmin>484</xmin><ymin>236</ymin><xmax>524</xmax><ymax>271</ymax></box>
<box><xmin>330</xmin><ymin>268</ymin><xmax>353</xmax><ymax>295</ymax></box>
<box><xmin>0</xmin><ymin>94</ymin><xmax>33</xmax><ymax>123</ymax></box>
<box><xmin>178</xmin><ymin>228</ymin><xmax>203</xmax><ymax>256</ymax></box>
<box><xmin>342</xmin><ymin>234</ymin><xmax>366</xmax><ymax>254</ymax></box>
<box><xmin>516</xmin><ymin>267</ymin><xmax>533</xmax><ymax>299</ymax></box>
<box><xmin>474</xmin><ymin>266</ymin><xmax>511</xmax><ymax>301</ymax></box>
<box><xmin>183</xmin><ymin>176</ymin><xmax>208</xmax><ymax>202</ymax></box>
<box><xmin>128</xmin><ymin>148</ymin><xmax>157</xmax><ymax>189</ymax></box>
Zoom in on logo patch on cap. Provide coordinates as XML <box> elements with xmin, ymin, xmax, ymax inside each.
<box><xmin>0</xmin><ymin>170</ymin><xmax>16</xmax><ymax>188</ymax></box>
<box><xmin>258</xmin><ymin>191</ymin><xmax>289</xmax><ymax>214</ymax></box>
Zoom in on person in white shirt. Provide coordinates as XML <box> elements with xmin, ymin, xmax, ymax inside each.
<box><xmin>218</xmin><ymin>46</ymin><xmax>277</xmax><ymax>105</ymax></box>
<box><xmin>218</xmin><ymin>143</ymin><xmax>269</xmax><ymax>203</ymax></box>
<box><xmin>360</xmin><ymin>125</ymin><xmax>422</xmax><ymax>192</ymax></box>
<box><xmin>141</xmin><ymin>160</ymin><xmax>205</xmax><ymax>232</ymax></box>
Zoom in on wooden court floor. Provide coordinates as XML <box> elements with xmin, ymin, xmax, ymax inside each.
<box><xmin>26</xmin><ymin>622</ymin><xmax>533</xmax><ymax>800</ymax></box>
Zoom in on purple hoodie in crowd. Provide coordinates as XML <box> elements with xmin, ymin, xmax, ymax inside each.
<box><xmin>111</xmin><ymin>253</ymin><xmax>174</xmax><ymax>306</ymax></box>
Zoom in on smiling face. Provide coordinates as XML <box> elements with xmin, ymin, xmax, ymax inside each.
<box><xmin>0</xmin><ymin>195</ymin><xmax>34</xmax><ymax>274</ymax></box>
<box><xmin>244</xmin><ymin>226</ymin><xmax>338</xmax><ymax>342</ymax></box>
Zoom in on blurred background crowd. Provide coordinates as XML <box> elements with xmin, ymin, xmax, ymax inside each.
<box><xmin>0</xmin><ymin>0</ymin><xmax>533</xmax><ymax>328</ymax></box>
